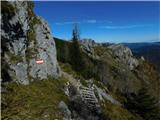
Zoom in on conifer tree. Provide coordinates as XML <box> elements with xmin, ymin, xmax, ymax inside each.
<box><xmin>125</xmin><ymin>87</ymin><xmax>160</xmax><ymax>120</ymax></box>
<box><xmin>70</xmin><ymin>24</ymin><xmax>84</xmax><ymax>71</ymax></box>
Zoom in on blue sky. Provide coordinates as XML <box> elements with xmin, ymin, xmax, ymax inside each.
<box><xmin>34</xmin><ymin>1</ymin><xmax>160</xmax><ymax>43</ymax></box>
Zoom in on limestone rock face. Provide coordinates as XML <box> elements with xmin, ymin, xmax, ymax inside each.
<box><xmin>80</xmin><ymin>39</ymin><xmax>95</xmax><ymax>52</ymax></box>
<box><xmin>108</xmin><ymin>44</ymin><xmax>139</xmax><ymax>70</ymax></box>
<box><xmin>80</xmin><ymin>39</ymin><xmax>98</xmax><ymax>58</ymax></box>
<box><xmin>1</xmin><ymin>1</ymin><xmax>60</xmax><ymax>84</ymax></box>
<box><xmin>28</xmin><ymin>17</ymin><xmax>60</xmax><ymax>80</ymax></box>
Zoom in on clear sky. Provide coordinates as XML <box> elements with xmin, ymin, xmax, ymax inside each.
<box><xmin>34</xmin><ymin>1</ymin><xmax>160</xmax><ymax>43</ymax></box>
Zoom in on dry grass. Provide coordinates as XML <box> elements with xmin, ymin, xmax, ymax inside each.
<box><xmin>2</xmin><ymin>77</ymin><xmax>69</xmax><ymax>120</ymax></box>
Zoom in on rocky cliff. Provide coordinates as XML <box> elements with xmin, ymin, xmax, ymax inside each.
<box><xmin>108</xmin><ymin>44</ymin><xmax>139</xmax><ymax>70</ymax></box>
<box><xmin>1</xmin><ymin>1</ymin><xmax>60</xmax><ymax>85</ymax></box>
<box><xmin>80</xmin><ymin>39</ymin><xmax>139</xmax><ymax>70</ymax></box>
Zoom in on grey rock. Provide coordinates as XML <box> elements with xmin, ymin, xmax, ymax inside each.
<box><xmin>79</xmin><ymin>39</ymin><xmax>96</xmax><ymax>57</ymax></box>
<box><xmin>58</xmin><ymin>101</ymin><xmax>72</xmax><ymax>120</ymax></box>
<box><xmin>14</xmin><ymin>63</ymin><xmax>29</xmax><ymax>85</ymax></box>
<box><xmin>108</xmin><ymin>44</ymin><xmax>139</xmax><ymax>70</ymax></box>
<box><xmin>1</xmin><ymin>1</ymin><xmax>29</xmax><ymax>84</ymax></box>
<box><xmin>95</xmin><ymin>86</ymin><xmax>121</xmax><ymax>106</ymax></box>
<box><xmin>1</xmin><ymin>1</ymin><xmax>60</xmax><ymax>84</ymax></box>
<box><xmin>141</xmin><ymin>56</ymin><xmax>145</xmax><ymax>61</ymax></box>
<box><xmin>29</xmin><ymin>17</ymin><xmax>60</xmax><ymax>79</ymax></box>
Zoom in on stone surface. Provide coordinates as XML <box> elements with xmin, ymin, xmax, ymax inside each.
<box><xmin>95</xmin><ymin>86</ymin><xmax>121</xmax><ymax>106</ymax></box>
<box><xmin>1</xmin><ymin>1</ymin><xmax>60</xmax><ymax>84</ymax></box>
<box><xmin>58</xmin><ymin>101</ymin><xmax>72</xmax><ymax>120</ymax></box>
<box><xmin>28</xmin><ymin>17</ymin><xmax>60</xmax><ymax>79</ymax></box>
<box><xmin>14</xmin><ymin>63</ymin><xmax>29</xmax><ymax>85</ymax></box>
<box><xmin>79</xmin><ymin>39</ymin><xmax>96</xmax><ymax>57</ymax></box>
<box><xmin>108</xmin><ymin>44</ymin><xmax>139</xmax><ymax>70</ymax></box>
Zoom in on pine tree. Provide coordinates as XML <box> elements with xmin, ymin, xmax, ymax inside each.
<box><xmin>125</xmin><ymin>87</ymin><xmax>160</xmax><ymax>120</ymax></box>
<box><xmin>70</xmin><ymin>24</ymin><xmax>84</xmax><ymax>71</ymax></box>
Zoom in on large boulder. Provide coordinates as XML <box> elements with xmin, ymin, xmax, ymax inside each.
<box><xmin>58</xmin><ymin>101</ymin><xmax>72</xmax><ymax>120</ymax></box>
<box><xmin>1</xmin><ymin>1</ymin><xmax>60</xmax><ymax>84</ymax></box>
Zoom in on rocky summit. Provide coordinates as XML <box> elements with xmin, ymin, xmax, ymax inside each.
<box><xmin>1</xmin><ymin>1</ymin><xmax>160</xmax><ymax>120</ymax></box>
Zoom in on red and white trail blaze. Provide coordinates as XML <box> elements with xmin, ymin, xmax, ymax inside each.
<box><xmin>36</xmin><ymin>59</ymin><xmax>44</xmax><ymax>64</ymax></box>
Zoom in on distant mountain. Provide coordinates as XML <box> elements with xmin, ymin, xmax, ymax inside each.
<box><xmin>123</xmin><ymin>42</ymin><xmax>160</xmax><ymax>49</ymax></box>
<box><xmin>123</xmin><ymin>42</ymin><xmax>160</xmax><ymax>71</ymax></box>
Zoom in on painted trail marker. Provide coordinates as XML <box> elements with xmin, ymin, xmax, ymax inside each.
<box><xmin>36</xmin><ymin>59</ymin><xmax>44</xmax><ymax>64</ymax></box>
